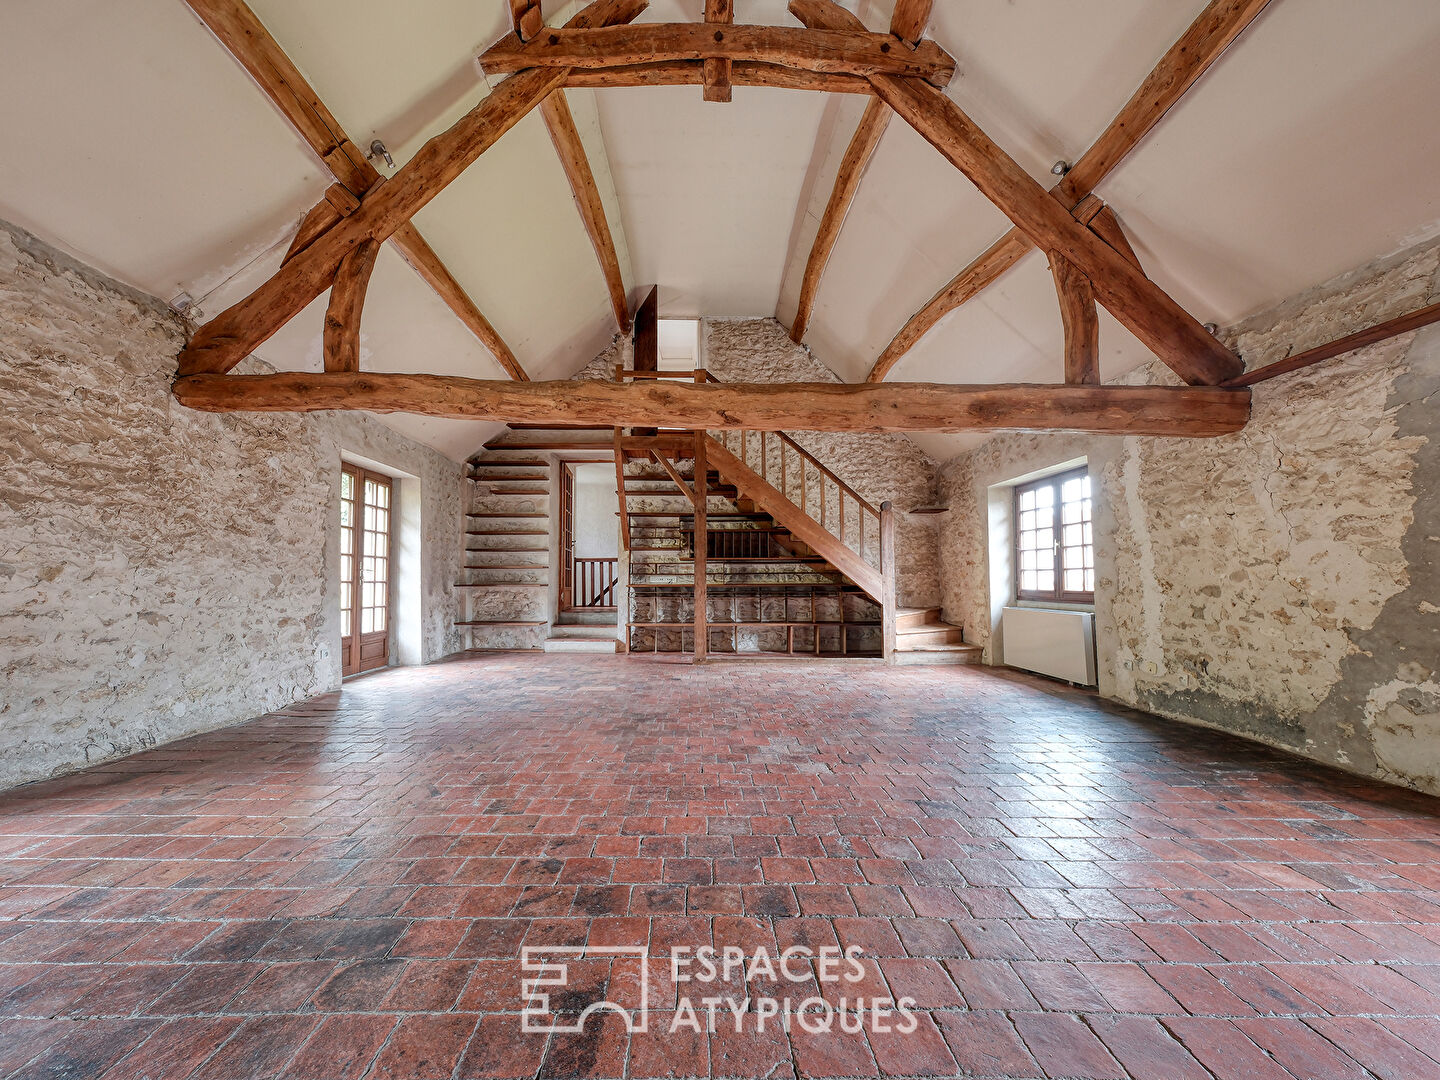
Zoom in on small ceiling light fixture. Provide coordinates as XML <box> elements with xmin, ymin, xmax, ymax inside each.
<box><xmin>1204</xmin><ymin>322</ymin><xmax>1220</xmax><ymax>336</ymax></box>
<box><xmin>1050</xmin><ymin>160</ymin><xmax>1071</xmax><ymax>176</ymax></box>
<box><xmin>368</xmin><ymin>139</ymin><xmax>394</xmax><ymax>170</ymax></box>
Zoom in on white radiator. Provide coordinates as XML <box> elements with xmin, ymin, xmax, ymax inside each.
<box><xmin>1002</xmin><ymin>607</ymin><xmax>1096</xmax><ymax>686</ymax></box>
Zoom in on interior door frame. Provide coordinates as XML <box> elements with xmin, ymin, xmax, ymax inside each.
<box><xmin>340</xmin><ymin>462</ymin><xmax>394</xmax><ymax>677</ymax></box>
<box><xmin>559</xmin><ymin>462</ymin><xmax>575</xmax><ymax>610</ymax></box>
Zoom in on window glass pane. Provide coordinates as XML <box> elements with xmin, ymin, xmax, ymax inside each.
<box><xmin>1036</xmin><ymin>570</ymin><xmax>1054</xmax><ymax>592</ymax></box>
<box><xmin>1035</xmin><ymin>484</ymin><xmax>1053</xmax><ymax>507</ymax></box>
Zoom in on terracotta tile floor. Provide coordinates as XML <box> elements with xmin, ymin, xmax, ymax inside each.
<box><xmin>3</xmin><ymin>655</ymin><xmax>1440</xmax><ymax>1080</ymax></box>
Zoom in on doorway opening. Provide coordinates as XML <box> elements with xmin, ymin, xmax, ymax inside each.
<box><xmin>560</xmin><ymin>462</ymin><xmax>620</xmax><ymax>611</ymax></box>
<box><xmin>340</xmin><ymin>463</ymin><xmax>393</xmax><ymax>676</ymax></box>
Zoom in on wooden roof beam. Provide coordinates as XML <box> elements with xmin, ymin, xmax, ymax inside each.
<box><xmin>863</xmin><ymin>0</ymin><xmax>1273</xmax><ymax>381</ymax></box>
<box><xmin>184</xmin><ymin>0</ymin><xmax>528</xmax><ymax>380</ymax></box>
<box><xmin>563</xmin><ymin>60</ymin><xmax>874</xmax><ymax>93</ymax></box>
<box><xmin>866</xmin><ymin>76</ymin><xmax>1241</xmax><ymax>384</ymax></box>
<box><xmin>704</xmin><ymin>0</ymin><xmax>735</xmax><ymax>102</ymax></box>
<box><xmin>889</xmin><ymin>0</ymin><xmax>934</xmax><ymax>46</ymax></box>
<box><xmin>479</xmin><ymin>23</ymin><xmax>957</xmax><ymax>87</ymax></box>
<box><xmin>177</xmin><ymin>0</ymin><xmax>645</xmax><ymax>379</ymax></box>
<box><xmin>540</xmin><ymin>90</ymin><xmax>632</xmax><ymax>332</ymax></box>
<box><xmin>323</xmin><ymin>238</ymin><xmax>381</xmax><ymax>373</ymax></box>
<box><xmin>789</xmin><ymin>96</ymin><xmax>891</xmax><ymax>343</ymax></box>
<box><xmin>174</xmin><ymin>373</ymin><xmax>1250</xmax><ymax>438</ymax></box>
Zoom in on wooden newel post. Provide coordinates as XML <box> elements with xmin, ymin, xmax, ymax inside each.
<box><xmin>880</xmin><ymin>500</ymin><xmax>897</xmax><ymax>662</ymax></box>
<box><xmin>693</xmin><ymin>430</ymin><xmax>708</xmax><ymax>662</ymax></box>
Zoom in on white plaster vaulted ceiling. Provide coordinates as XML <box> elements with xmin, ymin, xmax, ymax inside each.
<box><xmin>2</xmin><ymin>0</ymin><xmax>1439</xmax><ymax>461</ymax></box>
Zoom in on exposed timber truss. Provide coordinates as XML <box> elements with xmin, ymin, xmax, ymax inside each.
<box><xmin>173</xmin><ymin>0</ymin><xmax>1279</xmax><ymax>437</ymax></box>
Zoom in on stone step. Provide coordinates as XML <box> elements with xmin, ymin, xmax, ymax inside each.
<box><xmin>897</xmin><ymin>606</ymin><xmax>943</xmax><ymax>630</ymax></box>
<box><xmin>896</xmin><ymin>623</ymin><xmax>965</xmax><ymax>646</ymax></box>
<box><xmin>543</xmin><ymin>636</ymin><xmax>622</xmax><ymax>653</ymax></box>
<box><xmin>548</xmin><ymin>623</ymin><xmax>619</xmax><ymax>638</ymax></box>
<box><xmin>893</xmin><ymin>643</ymin><xmax>983</xmax><ymax>666</ymax></box>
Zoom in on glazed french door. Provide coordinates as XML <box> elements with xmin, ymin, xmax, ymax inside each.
<box><xmin>340</xmin><ymin>464</ymin><xmax>393</xmax><ymax>676</ymax></box>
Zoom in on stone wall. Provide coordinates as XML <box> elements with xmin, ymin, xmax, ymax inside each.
<box><xmin>0</xmin><ymin>220</ymin><xmax>464</xmax><ymax>790</ymax></box>
<box><xmin>937</xmin><ymin>239</ymin><xmax>1440</xmax><ymax>795</ymax></box>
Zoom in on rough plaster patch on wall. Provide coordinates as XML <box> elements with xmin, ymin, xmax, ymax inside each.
<box><xmin>701</xmin><ymin>319</ymin><xmax>942</xmax><ymax>608</ymax></box>
<box><xmin>934</xmin><ymin>237</ymin><xmax>1440</xmax><ymax>794</ymax></box>
<box><xmin>0</xmin><ymin>221</ymin><xmax>463</xmax><ymax>790</ymax></box>
<box><xmin>1108</xmin><ymin>339</ymin><xmax>1422</xmax><ymax>722</ymax></box>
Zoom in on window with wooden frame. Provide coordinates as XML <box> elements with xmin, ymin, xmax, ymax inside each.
<box><xmin>340</xmin><ymin>463</ymin><xmax>393</xmax><ymax>676</ymax></box>
<box><xmin>1015</xmin><ymin>466</ymin><xmax>1094</xmax><ymax>603</ymax></box>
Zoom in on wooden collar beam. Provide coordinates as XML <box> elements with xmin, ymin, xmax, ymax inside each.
<box><xmin>173</xmin><ymin>373</ymin><xmax>1250</xmax><ymax>438</ymax></box>
<box><xmin>478</xmin><ymin>23</ymin><xmax>957</xmax><ymax>87</ymax></box>
<box><xmin>562</xmin><ymin>60</ymin><xmax>873</xmax><ymax>94</ymax></box>
<box><xmin>865</xmin><ymin>0</ymin><xmax>1273</xmax><ymax>382</ymax></box>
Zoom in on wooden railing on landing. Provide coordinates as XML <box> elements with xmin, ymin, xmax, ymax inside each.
<box><xmin>573</xmin><ymin>557</ymin><xmax>618</xmax><ymax>609</ymax></box>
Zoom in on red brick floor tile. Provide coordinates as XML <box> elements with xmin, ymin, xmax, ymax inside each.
<box><xmin>943</xmin><ymin>959</ymin><xmax>1040</xmax><ymax>1010</ymax></box>
<box><xmin>2</xmin><ymin>656</ymin><xmax>1440</xmax><ymax>1078</ymax></box>
<box><xmin>369</xmin><ymin>1014</ymin><xmax>479</xmax><ymax>1080</ymax></box>
<box><xmin>539</xmin><ymin>1009</ymin><xmax>631</xmax><ymax>1079</ymax></box>
<box><xmin>1236</xmin><ymin>1017</ymin><xmax>1370</xmax><ymax>1080</ymax></box>
<box><xmin>1010</xmin><ymin>1012</ymin><xmax>1124</xmax><ymax>1079</ymax></box>
<box><xmin>935</xmin><ymin>1010</ymin><xmax>1041</xmax><ymax>1078</ymax></box>
<box><xmin>188</xmin><ymin>1014</ymin><xmax>319</xmax><ymax>1080</ymax></box>
<box><xmin>1161</xmin><ymin>1017</ymin><xmax>1296</xmax><ymax>1080</ymax></box>
<box><xmin>1304</xmin><ymin>1016</ymin><xmax>1440</xmax><ymax>1080</ymax></box>
<box><xmin>456</xmin><ymin>1015</ymin><xmax>550</xmax><ymax>1079</ymax></box>
<box><xmin>709</xmin><ymin>1012</ymin><xmax>794</xmax><ymax>1079</ymax></box>
<box><xmin>285</xmin><ymin>1014</ymin><xmax>398</xmax><ymax>1080</ymax></box>
<box><xmin>628</xmin><ymin>1012</ymin><xmax>710</xmax><ymax>1078</ymax></box>
<box><xmin>791</xmin><ymin>1023</ymin><xmax>878</xmax><ymax>1078</ymax></box>
<box><xmin>1087</xmin><ymin>1015</ymin><xmax>1209</xmax><ymax>1080</ymax></box>
<box><xmin>9</xmin><ymin>1018</ymin><xmax>156</xmax><ymax>1080</ymax></box>
<box><xmin>866</xmin><ymin>1009</ymin><xmax>956</xmax><ymax>1077</ymax></box>
<box><xmin>101</xmin><ymin>1016</ymin><xmax>245</xmax><ymax>1080</ymax></box>
<box><xmin>875</xmin><ymin>958</ymin><xmax>962</xmax><ymax>1008</ymax></box>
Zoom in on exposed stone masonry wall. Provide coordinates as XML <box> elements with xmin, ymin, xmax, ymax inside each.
<box><xmin>0</xmin><ymin>221</ymin><xmax>464</xmax><ymax>790</ymax></box>
<box><xmin>938</xmin><ymin>240</ymin><xmax>1440</xmax><ymax>795</ymax></box>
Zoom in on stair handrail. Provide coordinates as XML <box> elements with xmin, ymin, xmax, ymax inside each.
<box><xmin>701</xmin><ymin>373</ymin><xmax>883</xmax><ymax>571</ymax></box>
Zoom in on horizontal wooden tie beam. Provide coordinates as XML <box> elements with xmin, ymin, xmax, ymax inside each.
<box><xmin>479</xmin><ymin>23</ymin><xmax>956</xmax><ymax>87</ymax></box>
<box><xmin>172</xmin><ymin>374</ymin><xmax>1250</xmax><ymax>437</ymax></box>
<box><xmin>562</xmin><ymin>60</ymin><xmax>873</xmax><ymax>93</ymax></box>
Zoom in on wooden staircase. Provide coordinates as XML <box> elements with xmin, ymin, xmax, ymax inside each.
<box><xmin>895</xmin><ymin>607</ymin><xmax>981</xmax><ymax>665</ymax></box>
<box><xmin>622</xmin><ymin>456</ymin><xmax>883</xmax><ymax>657</ymax></box>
